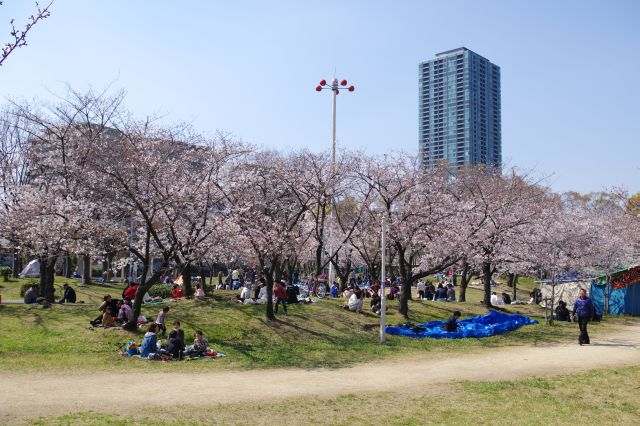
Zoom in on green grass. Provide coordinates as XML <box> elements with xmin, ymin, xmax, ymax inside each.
<box><xmin>0</xmin><ymin>275</ymin><xmax>629</xmax><ymax>372</ymax></box>
<box><xmin>25</xmin><ymin>365</ymin><xmax>640</xmax><ymax>425</ymax></box>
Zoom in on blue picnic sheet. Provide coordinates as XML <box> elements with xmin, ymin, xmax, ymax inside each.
<box><xmin>386</xmin><ymin>310</ymin><xmax>538</xmax><ymax>339</ymax></box>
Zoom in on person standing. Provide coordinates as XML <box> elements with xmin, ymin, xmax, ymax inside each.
<box><xmin>156</xmin><ymin>306</ymin><xmax>170</xmax><ymax>337</ymax></box>
<box><xmin>572</xmin><ymin>288</ymin><xmax>595</xmax><ymax>345</ymax></box>
<box><xmin>273</xmin><ymin>280</ymin><xmax>288</xmax><ymax>316</ymax></box>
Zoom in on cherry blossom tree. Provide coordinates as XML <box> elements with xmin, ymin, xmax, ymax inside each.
<box><xmin>358</xmin><ymin>153</ymin><xmax>466</xmax><ymax>317</ymax></box>
<box><xmin>228</xmin><ymin>150</ymin><xmax>312</xmax><ymax>319</ymax></box>
<box><xmin>1</xmin><ymin>1</ymin><xmax>53</xmax><ymax>66</ymax></box>
<box><xmin>0</xmin><ymin>88</ymin><xmax>126</xmax><ymax>301</ymax></box>
<box><xmin>457</xmin><ymin>166</ymin><xmax>548</xmax><ymax>308</ymax></box>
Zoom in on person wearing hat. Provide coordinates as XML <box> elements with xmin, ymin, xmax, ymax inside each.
<box><xmin>58</xmin><ymin>283</ymin><xmax>77</xmax><ymax>304</ymax></box>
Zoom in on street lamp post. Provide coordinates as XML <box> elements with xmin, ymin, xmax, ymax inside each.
<box><xmin>315</xmin><ymin>78</ymin><xmax>355</xmax><ymax>287</ymax></box>
<box><xmin>370</xmin><ymin>199</ymin><xmax>387</xmax><ymax>343</ymax></box>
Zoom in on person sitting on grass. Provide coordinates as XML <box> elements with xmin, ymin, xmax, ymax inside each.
<box><xmin>140</xmin><ymin>323</ymin><xmax>159</xmax><ymax>358</ymax></box>
<box><xmin>555</xmin><ymin>300</ymin><xmax>571</xmax><ymax>322</ymax></box>
<box><xmin>23</xmin><ymin>285</ymin><xmax>39</xmax><ymax>304</ymax></box>
<box><xmin>194</xmin><ymin>283</ymin><xmax>206</xmax><ymax>298</ymax></box>
<box><xmin>171</xmin><ymin>284</ymin><xmax>183</xmax><ymax>299</ymax></box>
<box><xmin>101</xmin><ymin>307</ymin><xmax>116</xmax><ymax>328</ymax></box>
<box><xmin>434</xmin><ymin>283</ymin><xmax>448</xmax><ymax>301</ymax></box>
<box><xmin>370</xmin><ymin>290</ymin><xmax>382</xmax><ymax>314</ymax></box>
<box><xmin>166</xmin><ymin>329</ymin><xmax>185</xmax><ymax>359</ymax></box>
<box><xmin>117</xmin><ymin>298</ymin><xmax>133</xmax><ymax>325</ymax></box>
<box><xmin>446</xmin><ymin>284</ymin><xmax>456</xmax><ymax>302</ymax></box>
<box><xmin>91</xmin><ymin>294</ymin><xmax>119</xmax><ymax>326</ymax></box>
<box><xmin>388</xmin><ymin>283</ymin><xmax>400</xmax><ymax>300</ymax></box>
<box><xmin>442</xmin><ymin>311</ymin><xmax>461</xmax><ymax>332</ymax></box>
<box><xmin>286</xmin><ymin>282</ymin><xmax>300</xmax><ymax>304</ymax></box>
<box><xmin>502</xmin><ymin>292</ymin><xmax>512</xmax><ymax>305</ymax></box>
<box><xmin>58</xmin><ymin>283</ymin><xmax>77</xmax><ymax>304</ymax></box>
<box><xmin>490</xmin><ymin>292</ymin><xmax>501</xmax><ymax>306</ymax></box>
<box><xmin>236</xmin><ymin>283</ymin><xmax>252</xmax><ymax>303</ymax></box>
<box><xmin>172</xmin><ymin>320</ymin><xmax>185</xmax><ymax>347</ymax></box>
<box><xmin>184</xmin><ymin>330</ymin><xmax>209</xmax><ymax>357</ymax></box>
<box><xmin>345</xmin><ymin>288</ymin><xmax>364</xmax><ymax>313</ymax></box>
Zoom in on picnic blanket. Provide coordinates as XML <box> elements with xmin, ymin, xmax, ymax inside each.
<box><xmin>386</xmin><ymin>310</ymin><xmax>538</xmax><ymax>339</ymax></box>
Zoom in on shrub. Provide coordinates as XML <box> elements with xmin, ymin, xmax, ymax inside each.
<box><xmin>147</xmin><ymin>284</ymin><xmax>173</xmax><ymax>299</ymax></box>
<box><xmin>0</xmin><ymin>266</ymin><xmax>11</xmax><ymax>281</ymax></box>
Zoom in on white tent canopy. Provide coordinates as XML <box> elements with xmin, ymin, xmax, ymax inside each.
<box><xmin>539</xmin><ymin>281</ymin><xmax>590</xmax><ymax>311</ymax></box>
<box><xmin>19</xmin><ymin>259</ymin><xmax>40</xmax><ymax>278</ymax></box>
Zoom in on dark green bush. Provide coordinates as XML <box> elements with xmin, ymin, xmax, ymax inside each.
<box><xmin>147</xmin><ymin>284</ymin><xmax>173</xmax><ymax>299</ymax></box>
<box><xmin>0</xmin><ymin>266</ymin><xmax>11</xmax><ymax>281</ymax></box>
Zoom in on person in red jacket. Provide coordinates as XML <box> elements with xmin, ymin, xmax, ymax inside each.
<box><xmin>273</xmin><ymin>280</ymin><xmax>288</xmax><ymax>316</ymax></box>
<box><xmin>122</xmin><ymin>282</ymin><xmax>139</xmax><ymax>300</ymax></box>
<box><xmin>171</xmin><ymin>284</ymin><xmax>183</xmax><ymax>299</ymax></box>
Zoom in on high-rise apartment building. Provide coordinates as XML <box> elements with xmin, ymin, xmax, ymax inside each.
<box><xmin>419</xmin><ymin>47</ymin><xmax>501</xmax><ymax>169</ymax></box>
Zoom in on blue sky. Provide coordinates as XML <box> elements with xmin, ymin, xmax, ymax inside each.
<box><xmin>2</xmin><ymin>0</ymin><xmax>639</xmax><ymax>194</ymax></box>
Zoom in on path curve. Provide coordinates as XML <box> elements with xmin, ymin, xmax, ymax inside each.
<box><xmin>2</xmin><ymin>325</ymin><xmax>639</xmax><ymax>422</ymax></box>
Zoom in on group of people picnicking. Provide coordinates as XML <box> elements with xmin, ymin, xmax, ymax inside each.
<box><xmin>86</xmin><ymin>285</ymin><xmax>219</xmax><ymax>360</ymax></box>
<box><xmin>126</xmin><ymin>321</ymin><xmax>218</xmax><ymax>360</ymax></box>
<box><xmin>416</xmin><ymin>280</ymin><xmax>457</xmax><ymax>302</ymax></box>
<box><xmin>23</xmin><ymin>282</ymin><xmax>77</xmax><ymax>305</ymax></box>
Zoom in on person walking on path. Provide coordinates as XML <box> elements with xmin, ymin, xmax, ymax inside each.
<box><xmin>572</xmin><ymin>288</ymin><xmax>595</xmax><ymax>345</ymax></box>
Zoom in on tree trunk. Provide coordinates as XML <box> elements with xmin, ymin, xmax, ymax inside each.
<box><xmin>512</xmin><ymin>274</ymin><xmax>518</xmax><ymax>301</ymax></box>
<box><xmin>483</xmin><ymin>261</ymin><xmax>493</xmax><ymax>309</ymax></box>
<box><xmin>285</xmin><ymin>258</ymin><xmax>295</xmax><ymax>284</ymax></box>
<box><xmin>182</xmin><ymin>263</ymin><xmax>193</xmax><ymax>297</ymax></box>
<box><xmin>397</xmin><ymin>250</ymin><xmax>413</xmax><ymax>318</ymax></box>
<box><xmin>38</xmin><ymin>254</ymin><xmax>56</xmax><ymax>303</ymax></box>
<box><xmin>458</xmin><ymin>261</ymin><xmax>472</xmax><ymax>303</ymax></box>
<box><xmin>315</xmin><ymin>244</ymin><xmax>323</xmax><ymax>279</ymax></box>
<box><xmin>264</xmin><ymin>265</ymin><xmax>275</xmax><ymax>320</ymax></box>
<box><xmin>12</xmin><ymin>248</ymin><xmax>22</xmax><ymax>278</ymax></box>
<box><xmin>64</xmin><ymin>255</ymin><xmax>73</xmax><ymax>278</ymax></box>
<box><xmin>336</xmin><ymin>258</ymin><xmax>352</xmax><ymax>293</ymax></box>
<box><xmin>82</xmin><ymin>255</ymin><xmax>91</xmax><ymax>285</ymax></box>
<box><xmin>208</xmin><ymin>264</ymin><xmax>214</xmax><ymax>293</ymax></box>
<box><xmin>123</xmin><ymin>267</ymin><xmax>164</xmax><ymax>331</ymax></box>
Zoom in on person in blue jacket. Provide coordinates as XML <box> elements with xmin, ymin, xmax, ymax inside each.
<box><xmin>330</xmin><ymin>282</ymin><xmax>339</xmax><ymax>298</ymax></box>
<box><xmin>572</xmin><ymin>288</ymin><xmax>595</xmax><ymax>345</ymax></box>
<box><xmin>140</xmin><ymin>323</ymin><xmax>159</xmax><ymax>357</ymax></box>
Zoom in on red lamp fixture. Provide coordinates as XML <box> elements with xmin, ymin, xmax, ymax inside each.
<box><xmin>315</xmin><ymin>77</ymin><xmax>355</xmax><ymax>94</ymax></box>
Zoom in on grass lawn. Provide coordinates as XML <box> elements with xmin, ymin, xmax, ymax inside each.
<box><xmin>26</xmin><ymin>365</ymin><xmax>640</xmax><ymax>425</ymax></box>
<box><xmin>0</xmin><ymin>274</ymin><xmax>630</xmax><ymax>372</ymax></box>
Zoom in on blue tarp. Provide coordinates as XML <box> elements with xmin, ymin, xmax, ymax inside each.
<box><xmin>386</xmin><ymin>310</ymin><xmax>538</xmax><ymax>339</ymax></box>
<box><xmin>590</xmin><ymin>281</ymin><xmax>640</xmax><ymax>315</ymax></box>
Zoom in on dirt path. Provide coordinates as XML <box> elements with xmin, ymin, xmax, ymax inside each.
<box><xmin>2</xmin><ymin>325</ymin><xmax>639</xmax><ymax>422</ymax></box>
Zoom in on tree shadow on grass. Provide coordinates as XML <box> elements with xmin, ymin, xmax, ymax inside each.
<box><xmin>257</xmin><ymin>317</ymin><xmax>341</xmax><ymax>345</ymax></box>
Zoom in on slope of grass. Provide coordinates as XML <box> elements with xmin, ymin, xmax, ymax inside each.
<box><xmin>0</xmin><ymin>275</ymin><xmax>627</xmax><ymax>372</ymax></box>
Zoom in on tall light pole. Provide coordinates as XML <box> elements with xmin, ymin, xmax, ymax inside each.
<box><xmin>370</xmin><ymin>199</ymin><xmax>387</xmax><ymax>343</ymax></box>
<box><xmin>315</xmin><ymin>78</ymin><xmax>355</xmax><ymax>287</ymax></box>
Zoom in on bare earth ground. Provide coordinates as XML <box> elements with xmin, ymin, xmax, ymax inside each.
<box><xmin>1</xmin><ymin>324</ymin><xmax>639</xmax><ymax>423</ymax></box>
